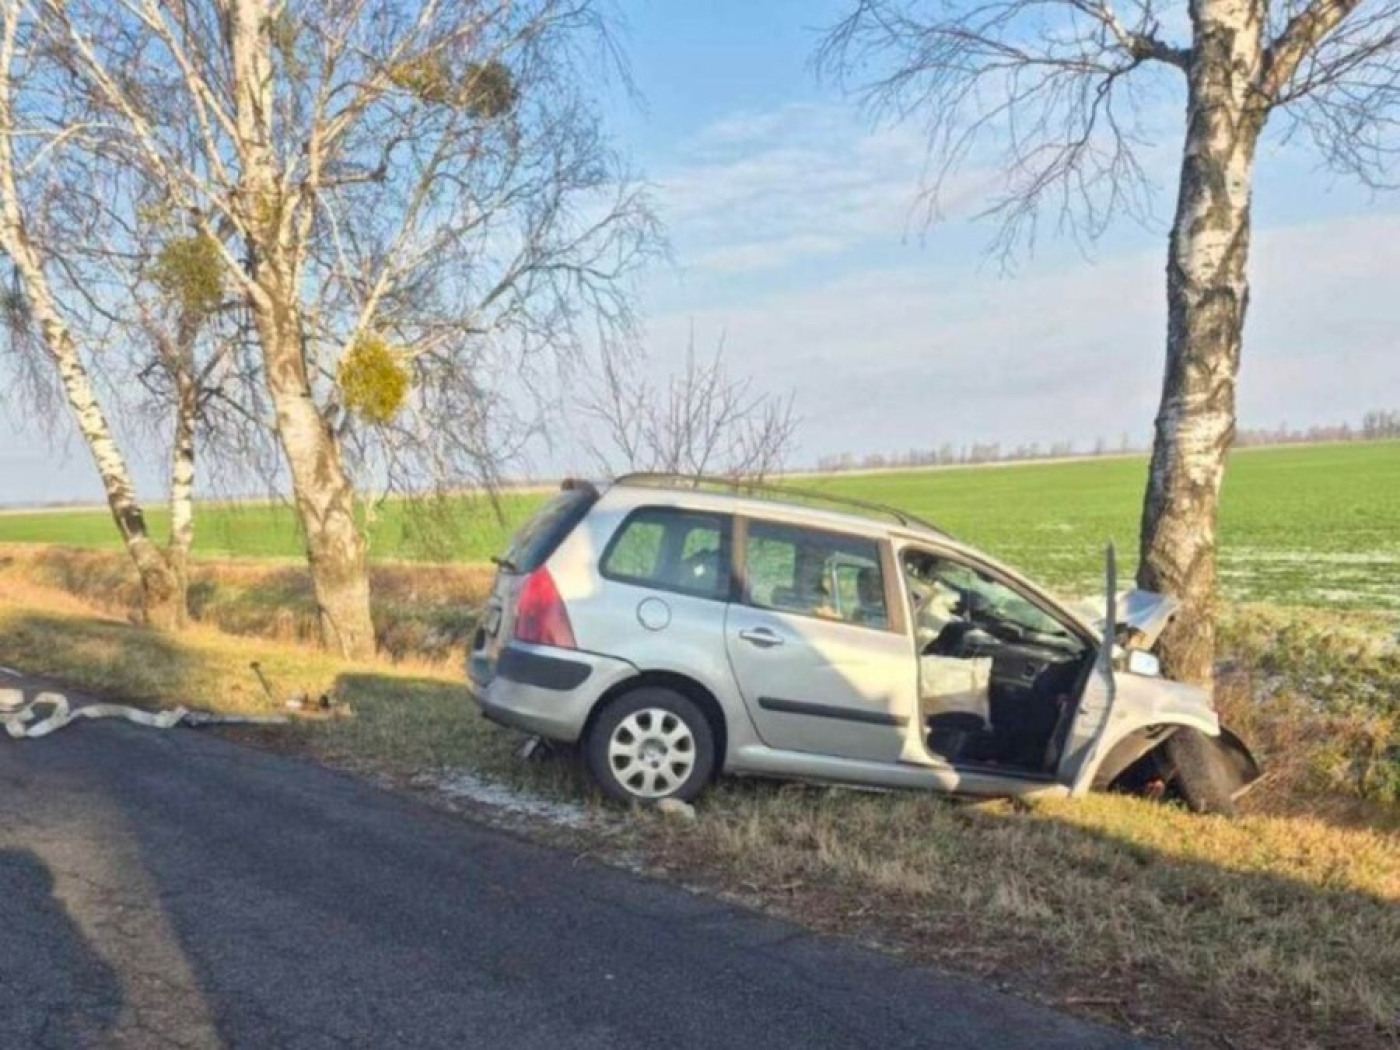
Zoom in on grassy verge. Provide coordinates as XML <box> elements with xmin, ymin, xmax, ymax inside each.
<box><xmin>1</xmin><ymin>556</ymin><xmax>1397</xmax><ymax>1047</ymax></box>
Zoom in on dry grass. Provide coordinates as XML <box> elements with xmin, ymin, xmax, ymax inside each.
<box><xmin>2</xmin><ymin>544</ymin><xmax>494</xmax><ymax>663</ymax></box>
<box><xmin>0</xmin><ymin>558</ymin><xmax>543</xmax><ymax>785</ymax></box>
<box><xmin>1</xmin><ymin>550</ymin><xmax>1397</xmax><ymax>1047</ymax></box>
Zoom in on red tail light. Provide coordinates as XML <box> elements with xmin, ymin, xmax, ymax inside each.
<box><xmin>514</xmin><ymin>567</ymin><xmax>577</xmax><ymax>649</ymax></box>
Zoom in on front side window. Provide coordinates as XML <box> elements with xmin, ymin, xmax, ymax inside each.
<box><xmin>744</xmin><ymin>520</ymin><xmax>888</xmax><ymax>629</ymax></box>
<box><xmin>601</xmin><ymin>508</ymin><xmax>731</xmax><ymax>599</ymax></box>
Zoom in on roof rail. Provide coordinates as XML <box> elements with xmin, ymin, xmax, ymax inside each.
<box><xmin>612</xmin><ymin>473</ymin><xmax>951</xmax><ymax>538</ymax></box>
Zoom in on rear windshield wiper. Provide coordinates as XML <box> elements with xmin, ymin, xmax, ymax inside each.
<box><xmin>491</xmin><ymin>554</ymin><xmax>519</xmax><ymax>573</ymax></box>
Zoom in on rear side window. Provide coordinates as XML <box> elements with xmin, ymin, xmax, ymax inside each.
<box><xmin>744</xmin><ymin>520</ymin><xmax>889</xmax><ymax>629</ymax></box>
<box><xmin>504</xmin><ymin>487</ymin><xmax>596</xmax><ymax>573</ymax></box>
<box><xmin>601</xmin><ymin>508</ymin><xmax>731</xmax><ymax>600</ymax></box>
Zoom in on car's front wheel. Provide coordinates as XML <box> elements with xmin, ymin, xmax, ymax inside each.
<box><xmin>1164</xmin><ymin>728</ymin><xmax>1239</xmax><ymax>816</ymax></box>
<box><xmin>585</xmin><ymin>687</ymin><xmax>715</xmax><ymax>804</ymax></box>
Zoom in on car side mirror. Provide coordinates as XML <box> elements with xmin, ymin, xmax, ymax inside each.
<box><xmin>1125</xmin><ymin>650</ymin><xmax>1161</xmax><ymax>677</ymax></box>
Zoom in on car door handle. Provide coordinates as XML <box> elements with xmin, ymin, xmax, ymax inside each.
<box><xmin>738</xmin><ymin>627</ymin><xmax>784</xmax><ymax>649</ymax></box>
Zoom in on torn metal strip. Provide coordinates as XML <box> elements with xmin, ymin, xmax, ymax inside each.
<box><xmin>1</xmin><ymin>689</ymin><xmax>287</xmax><ymax>739</ymax></box>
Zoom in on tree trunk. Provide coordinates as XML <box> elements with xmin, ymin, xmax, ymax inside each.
<box><xmin>0</xmin><ymin>27</ymin><xmax>182</xmax><ymax>629</ymax></box>
<box><xmin>258</xmin><ymin>299</ymin><xmax>376</xmax><ymax>659</ymax></box>
<box><xmin>266</xmin><ymin>316</ymin><xmax>372</xmax><ymax>660</ymax></box>
<box><xmin>18</xmin><ymin>287</ymin><xmax>181</xmax><ymax>627</ymax></box>
<box><xmin>165</xmin><ymin>341</ymin><xmax>198</xmax><ymax>631</ymax></box>
<box><xmin>226</xmin><ymin>0</ymin><xmax>375</xmax><ymax>659</ymax></box>
<box><xmin>43</xmin><ymin>297</ymin><xmax>183</xmax><ymax>629</ymax></box>
<box><xmin>1138</xmin><ymin>0</ymin><xmax>1266</xmax><ymax>687</ymax></box>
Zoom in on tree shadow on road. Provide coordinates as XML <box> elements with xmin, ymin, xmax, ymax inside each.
<box><xmin>0</xmin><ymin>849</ymin><xmax>124</xmax><ymax>1048</ymax></box>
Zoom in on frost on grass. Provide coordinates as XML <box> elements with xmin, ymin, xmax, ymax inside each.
<box><xmin>416</xmin><ymin>770</ymin><xmax>597</xmax><ymax>829</ymax></box>
<box><xmin>1219</xmin><ymin>545</ymin><xmax>1400</xmax><ymax>608</ymax></box>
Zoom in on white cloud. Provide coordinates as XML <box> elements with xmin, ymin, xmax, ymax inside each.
<box><xmin>692</xmin><ymin>233</ymin><xmax>847</xmax><ymax>274</ymax></box>
<box><xmin>654</xmin><ymin>103</ymin><xmax>932</xmax><ymax>274</ymax></box>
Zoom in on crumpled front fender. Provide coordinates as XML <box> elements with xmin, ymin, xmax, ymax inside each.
<box><xmin>1070</xmin><ymin>673</ymin><xmax>1219</xmax><ymax>795</ymax></box>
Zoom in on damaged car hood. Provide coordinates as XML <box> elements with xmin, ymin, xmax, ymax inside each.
<box><xmin>1072</xmin><ymin>589</ymin><xmax>1181</xmax><ymax>648</ymax></box>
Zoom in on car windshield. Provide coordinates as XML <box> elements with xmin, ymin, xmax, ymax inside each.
<box><xmin>903</xmin><ymin>551</ymin><xmax>1078</xmax><ymax>648</ymax></box>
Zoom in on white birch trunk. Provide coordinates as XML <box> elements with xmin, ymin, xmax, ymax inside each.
<box><xmin>0</xmin><ymin>9</ymin><xmax>183</xmax><ymax>628</ymax></box>
<box><xmin>166</xmin><ymin>329</ymin><xmax>198</xmax><ymax>629</ymax></box>
<box><xmin>226</xmin><ymin>0</ymin><xmax>375</xmax><ymax>658</ymax></box>
<box><xmin>1139</xmin><ymin>0</ymin><xmax>1267</xmax><ymax>686</ymax></box>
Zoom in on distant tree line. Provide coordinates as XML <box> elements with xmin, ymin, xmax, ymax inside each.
<box><xmin>1361</xmin><ymin>411</ymin><xmax>1400</xmax><ymax>441</ymax></box>
<box><xmin>815</xmin><ymin>410</ymin><xmax>1400</xmax><ymax>473</ymax></box>
<box><xmin>1234</xmin><ymin>410</ymin><xmax>1400</xmax><ymax>446</ymax></box>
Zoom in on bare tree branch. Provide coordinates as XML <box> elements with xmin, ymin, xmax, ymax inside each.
<box><xmin>817</xmin><ymin>0</ymin><xmax>1187</xmax><ymax>257</ymax></box>
<box><xmin>578</xmin><ymin>335</ymin><xmax>799</xmax><ymax>483</ymax></box>
<box><xmin>1263</xmin><ymin>0</ymin><xmax>1368</xmax><ymax>100</ymax></box>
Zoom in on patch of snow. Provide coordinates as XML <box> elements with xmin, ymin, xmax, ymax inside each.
<box><xmin>1227</xmin><ymin>548</ymin><xmax>1400</xmax><ymax>566</ymax></box>
<box><xmin>416</xmin><ymin>770</ymin><xmax>595</xmax><ymax>829</ymax></box>
<box><xmin>1309</xmin><ymin>589</ymin><xmax>1400</xmax><ymax>610</ymax></box>
<box><xmin>655</xmin><ymin>797</ymin><xmax>696</xmax><ymax>821</ymax></box>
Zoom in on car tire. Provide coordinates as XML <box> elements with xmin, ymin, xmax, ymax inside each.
<box><xmin>1165</xmin><ymin>728</ymin><xmax>1238</xmax><ymax>816</ymax></box>
<box><xmin>585</xmin><ymin>687</ymin><xmax>716</xmax><ymax>805</ymax></box>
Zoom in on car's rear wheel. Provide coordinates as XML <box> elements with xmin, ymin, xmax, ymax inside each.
<box><xmin>585</xmin><ymin>687</ymin><xmax>715</xmax><ymax>804</ymax></box>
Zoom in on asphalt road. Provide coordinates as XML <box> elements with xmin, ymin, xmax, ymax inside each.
<box><xmin>0</xmin><ymin>673</ymin><xmax>1142</xmax><ymax>1049</ymax></box>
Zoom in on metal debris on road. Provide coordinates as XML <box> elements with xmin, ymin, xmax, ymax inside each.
<box><xmin>1</xmin><ymin>688</ymin><xmax>288</xmax><ymax>740</ymax></box>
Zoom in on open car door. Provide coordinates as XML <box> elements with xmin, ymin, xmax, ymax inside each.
<box><xmin>1056</xmin><ymin>544</ymin><xmax>1119</xmax><ymax>785</ymax></box>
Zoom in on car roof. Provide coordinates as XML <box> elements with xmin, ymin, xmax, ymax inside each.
<box><xmin>605</xmin><ymin>472</ymin><xmax>950</xmax><ymax>542</ymax></box>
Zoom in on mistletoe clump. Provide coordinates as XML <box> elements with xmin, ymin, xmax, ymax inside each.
<box><xmin>388</xmin><ymin>53</ymin><xmax>456</xmax><ymax>105</ymax></box>
<box><xmin>338</xmin><ymin>333</ymin><xmax>410</xmax><ymax>424</ymax></box>
<box><xmin>151</xmin><ymin>234</ymin><xmax>224</xmax><ymax>320</ymax></box>
<box><xmin>388</xmin><ymin>53</ymin><xmax>517</xmax><ymax>118</ymax></box>
<box><xmin>460</xmin><ymin>60</ymin><xmax>517</xmax><ymax>119</ymax></box>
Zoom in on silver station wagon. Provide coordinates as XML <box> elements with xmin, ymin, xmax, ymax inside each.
<box><xmin>468</xmin><ymin>475</ymin><xmax>1259</xmax><ymax>813</ymax></box>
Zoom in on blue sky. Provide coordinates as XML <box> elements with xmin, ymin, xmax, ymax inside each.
<box><xmin>4</xmin><ymin>0</ymin><xmax>1398</xmax><ymax>503</ymax></box>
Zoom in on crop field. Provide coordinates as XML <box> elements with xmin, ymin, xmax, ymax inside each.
<box><xmin>2</xmin><ymin>440</ymin><xmax>1397</xmax><ymax>608</ymax></box>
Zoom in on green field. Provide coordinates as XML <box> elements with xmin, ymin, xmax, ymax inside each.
<box><xmin>2</xmin><ymin>441</ymin><xmax>1397</xmax><ymax>608</ymax></box>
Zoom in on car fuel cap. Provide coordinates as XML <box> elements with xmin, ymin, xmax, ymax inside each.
<box><xmin>636</xmin><ymin>597</ymin><xmax>671</xmax><ymax>631</ymax></box>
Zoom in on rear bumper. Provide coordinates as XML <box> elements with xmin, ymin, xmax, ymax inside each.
<box><xmin>469</xmin><ymin>642</ymin><xmax>637</xmax><ymax>743</ymax></box>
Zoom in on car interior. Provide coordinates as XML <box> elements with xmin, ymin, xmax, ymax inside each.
<box><xmin>901</xmin><ymin>549</ymin><xmax>1093</xmax><ymax>775</ymax></box>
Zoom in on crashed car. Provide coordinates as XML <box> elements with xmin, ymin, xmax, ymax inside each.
<box><xmin>468</xmin><ymin>474</ymin><xmax>1260</xmax><ymax>813</ymax></box>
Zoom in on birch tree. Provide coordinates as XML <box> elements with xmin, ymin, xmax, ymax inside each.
<box><xmin>44</xmin><ymin>0</ymin><xmax>656</xmax><ymax>657</ymax></box>
<box><xmin>131</xmin><ymin>228</ymin><xmax>239</xmax><ymax>620</ymax></box>
<box><xmin>0</xmin><ymin>0</ymin><xmax>192</xmax><ymax>628</ymax></box>
<box><xmin>820</xmin><ymin>0</ymin><xmax>1400</xmax><ymax>685</ymax></box>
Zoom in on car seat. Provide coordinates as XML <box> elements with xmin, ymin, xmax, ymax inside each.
<box><xmin>854</xmin><ymin>566</ymin><xmax>886</xmax><ymax>626</ymax></box>
<box><xmin>676</xmin><ymin>548</ymin><xmax>722</xmax><ymax>592</ymax></box>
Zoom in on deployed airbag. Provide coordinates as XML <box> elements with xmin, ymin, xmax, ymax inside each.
<box><xmin>919</xmin><ymin>655</ymin><xmax>992</xmax><ymax>728</ymax></box>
